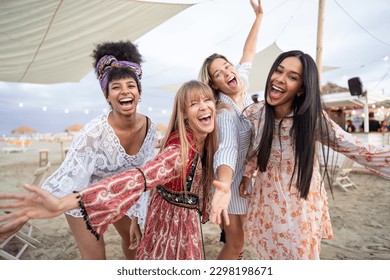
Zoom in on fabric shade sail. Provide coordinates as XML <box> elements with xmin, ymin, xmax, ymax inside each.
<box><xmin>0</xmin><ymin>0</ymin><xmax>191</xmax><ymax>84</ymax></box>
<box><xmin>248</xmin><ymin>43</ymin><xmax>339</xmax><ymax>94</ymax></box>
<box><xmin>156</xmin><ymin>42</ymin><xmax>339</xmax><ymax>95</ymax></box>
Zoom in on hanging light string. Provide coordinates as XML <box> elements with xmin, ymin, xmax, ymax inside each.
<box><xmin>368</xmin><ymin>63</ymin><xmax>390</xmax><ymax>91</ymax></box>
<box><xmin>274</xmin><ymin>0</ymin><xmax>306</xmax><ymax>41</ymax></box>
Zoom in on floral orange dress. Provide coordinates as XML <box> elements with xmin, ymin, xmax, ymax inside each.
<box><xmin>78</xmin><ymin>130</ymin><xmax>210</xmax><ymax>260</ymax></box>
<box><xmin>244</xmin><ymin>101</ymin><xmax>390</xmax><ymax>259</ymax></box>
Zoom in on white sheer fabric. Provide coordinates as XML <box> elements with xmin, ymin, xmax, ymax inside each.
<box><xmin>42</xmin><ymin>113</ymin><xmax>156</xmax><ymax>225</ymax></box>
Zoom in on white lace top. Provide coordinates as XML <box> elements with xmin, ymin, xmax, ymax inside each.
<box><xmin>42</xmin><ymin>113</ymin><xmax>156</xmax><ymax>225</ymax></box>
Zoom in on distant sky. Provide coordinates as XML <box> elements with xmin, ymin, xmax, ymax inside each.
<box><xmin>1</xmin><ymin>0</ymin><xmax>389</xmax><ymax>136</ymax></box>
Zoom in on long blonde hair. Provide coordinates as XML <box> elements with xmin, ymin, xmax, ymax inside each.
<box><xmin>160</xmin><ymin>80</ymin><xmax>218</xmax><ymax>189</ymax></box>
<box><xmin>198</xmin><ymin>53</ymin><xmax>234</xmax><ymax>112</ymax></box>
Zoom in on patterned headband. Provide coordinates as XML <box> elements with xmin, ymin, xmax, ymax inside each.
<box><xmin>96</xmin><ymin>55</ymin><xmax>142</xmax><ymax>94</ymax></box>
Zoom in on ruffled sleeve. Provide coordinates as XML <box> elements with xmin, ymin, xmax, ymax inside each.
<box><xmin>322</xmin><ymin>112</ymin><xmax>390</xmax><ymax>178</ymax></box>
<box><xmin>236</xmin><ymin>62</ymin><xmax>251</xmax><ymax>92</ymax></box>
<box><xmin>79</xmin><ymin>144</ymin><xmax>181</xmax><ymax>239</ymax></box>
<box><xmin>41</xmin><ymin>123</ymin><xmax>99</xmax><ymax>196</ymax></box>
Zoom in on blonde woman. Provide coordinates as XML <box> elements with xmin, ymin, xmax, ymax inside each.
<box><xmin>199</xmin><ymin>0</ymin><xmax>263</xmax><ymax>260</ymax></box>
<box><xmin>0</xmin><ymin>80</ymin><xmax>231</xmax><ymax>260</ymax></box>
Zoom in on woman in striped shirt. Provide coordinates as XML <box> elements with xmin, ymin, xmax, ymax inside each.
<box><xmin>198</xmin><ymin>0</ymin><xmax>263</xmax><ymax>260</ymax></box>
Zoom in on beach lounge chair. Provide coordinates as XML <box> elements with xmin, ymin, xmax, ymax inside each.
<box><xmin>333</xmin><ymin>157</ymin><xmax>358</xmax><ymax>192</ymax></box>
<box><xmin>0</xmin><ymin>163</ymin><xmax>50</xmax><ymax>259</ymax></box>
<box><xmin>0</xmin><ymin>220</ymin><xmax>41</xmax><ymax>260</ymax></box>
<box><xmin>32</xmin><ymin>161</ymin><xmax>51</xmax><ymax>186</ymax></box>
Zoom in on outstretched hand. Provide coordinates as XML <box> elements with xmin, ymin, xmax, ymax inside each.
<box><xmin>0</xmin><ymin>184</ymin><xmax>65</xmax><ymax>234</ymax></box>
<box><xmin>0</xmin><ymin>221</ymin><xmax>24</xmax><ymax>243</ymax></box>
<box><xmin>210</xmin><ymin>180</ymin><xmax>231</xmax><ymax>226</ymax></box>
<box><xmin>250</xmin><ymin>0</ymin><xmax>263</xmax><ymax>16</ymax></box>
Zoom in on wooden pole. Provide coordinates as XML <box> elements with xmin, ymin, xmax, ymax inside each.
<box><xmin>316</xmin><ymin>0</ymin><xmax>326</xmax><ymax>171</ymax></box>
<box><xmin>60</xmin><ymin>140</ymin><xmax>64</xmax><ymax>161</ymax></box>
<box><xmin>316</xmin><ymin>0</ymin><xmax>325</xmax><ymax>89</ymax></box>
<box><xmin>364</xmin><ymin>94</ymin><xmax>369</xmax><ymax>133</ymax></box>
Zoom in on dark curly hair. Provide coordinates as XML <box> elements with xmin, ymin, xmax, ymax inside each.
<box><xmin>91</xmin><ymin>41</ymin><xmax>143</xmax><ymax>97</ymax></box>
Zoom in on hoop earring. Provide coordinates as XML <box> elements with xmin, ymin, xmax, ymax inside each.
<box><xmin>138</xmin><ymin>97</ymin><xmax>142</xmax><ymax>102</ymax></box>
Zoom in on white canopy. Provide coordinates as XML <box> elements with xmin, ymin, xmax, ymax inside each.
<box><xmin>321</xmin><ymin>91</ymin><xmax>390</xmax><ymax>132</ymax></box>
<box><xmin>248</xmin><ymin>43</ymin><xmax>284</xmax><ymax>94</ymax></box>
<box><xmin>248</xmin><ymin>43</ymin><xmax>339</xmax><ymax>94</ymax></box>
<box><xmin>321</xmin><ymin>92</ymin><xmax>390</xmax><ymax>108</ymax></box>
<box><xmin>0</xmin><ymin>0</ymin><xmax>191</xmax><ymax>84</ymax></box>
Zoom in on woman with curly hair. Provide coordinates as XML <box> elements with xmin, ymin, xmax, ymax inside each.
<box><xmin>0</xmin><ymin>41</ymin><xmax>156</xmax><ymax>260</ymax></box>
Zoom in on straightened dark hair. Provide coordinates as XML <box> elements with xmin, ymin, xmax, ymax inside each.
<box><xmin>255</xmin><ymin>50</ymin><xmax>332</xmax><ymax>199</ymax></box>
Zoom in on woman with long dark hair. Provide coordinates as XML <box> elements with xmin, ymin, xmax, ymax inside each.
<box><xmin>238</xmin><ymin>50</ymin><xmax>390</xmax><ymax>259</ymax></box>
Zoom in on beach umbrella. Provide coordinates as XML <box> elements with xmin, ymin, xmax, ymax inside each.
<box><xmin>65</xmin><ymin>123</ymin><xmax>83</xmax><ymax>133</ymax></box>
<box><xmin>11</xmin><ymin>125</ymin><xmax>37</xmax><ymax>135</ymax></box>
<box><xmin>156</xmin><ymin>123</ymin><xmax>168</xmax><ymax>132</ymax></box>
<box><xmin>156</xmin><ymin>123</ymin><xmax>168</xmax><ymax>139</ymax></box>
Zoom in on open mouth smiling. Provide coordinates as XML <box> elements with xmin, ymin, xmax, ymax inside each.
<box><xmin>227</xmin><ymin>76</ymin><xmax>237</xmax><ymax>87</ymax></box>
<box><xmin>119</xmin><ymin>98</ymin><xmax>134</xmax><ymax>106</ymax></box>
<box><xmin>199</xmin><ymin>113</ymin><xmax>212</xmax><ymax>124</ymax></box>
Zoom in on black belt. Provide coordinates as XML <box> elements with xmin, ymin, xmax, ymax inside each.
<box><xmin>156</xmin><ymin>185</ymin><xmax>199</xmax><ymax>209</ymax></box>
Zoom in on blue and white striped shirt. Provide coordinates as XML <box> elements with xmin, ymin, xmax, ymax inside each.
<box><xmin>213</xmin><ymin>63</ymin><xmax>253</xmax><ymax>215</ymax></box>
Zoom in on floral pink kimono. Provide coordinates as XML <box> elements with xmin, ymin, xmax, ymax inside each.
<box><xmin>78</xmin><ymin>129</ymin><xmax>211</xmax><ymax>260</ymax></box>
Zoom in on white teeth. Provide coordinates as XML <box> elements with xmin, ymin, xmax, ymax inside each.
<box><xmin>272</xmin><ymin>85</ymin><xmax>284</xmax><ymax>92</ymax></box>
<box><xmin>120</xmin><ymin>98</ymin><xmax>133</xmax><ymax>102</ymax></box>
<box><xmin>228</xmin><ymin>76</ymin><xmax>235</xmax><ymax>82</ymax></box>
<box><xmin>199</xmin><ymin>113</ymin><xmax>211</xmax><ymax>120</ymax></box>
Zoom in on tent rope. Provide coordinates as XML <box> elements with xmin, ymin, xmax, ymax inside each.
<box><xmin>19</xmin><ymin>0</ymin><xmax>64</xmax><ymax>82</ymax></box>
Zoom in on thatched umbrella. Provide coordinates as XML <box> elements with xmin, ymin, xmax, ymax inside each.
<box><xmin>156</xmin><ymin>123</ymin><xmax>168</xmax><ymax>139</ymax></box>
<box><xmin>156</xmin><ymin>123</ymin><xmax>167</xmax><ymax>133</ymax></box>
<box><xmin>65</xmin><ymin>123</ymin><xmax>83</xmax><ymax>133</ymax></box>
<box><xmin>11</xmin><ymin>125</ymin><xmax>36</xmax><ymax>134</ymax></box>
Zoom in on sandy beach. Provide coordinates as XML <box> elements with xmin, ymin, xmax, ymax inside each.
<box><xmin>0</xmin><ymin>139</ymin><xmax>389</xmax><ymax>260</ymax></box>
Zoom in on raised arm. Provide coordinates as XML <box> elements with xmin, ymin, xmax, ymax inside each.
<box><xmin>240</xmin><ymin>0</ymin><xmax>263</xmax><ymax>64</ymax></box>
